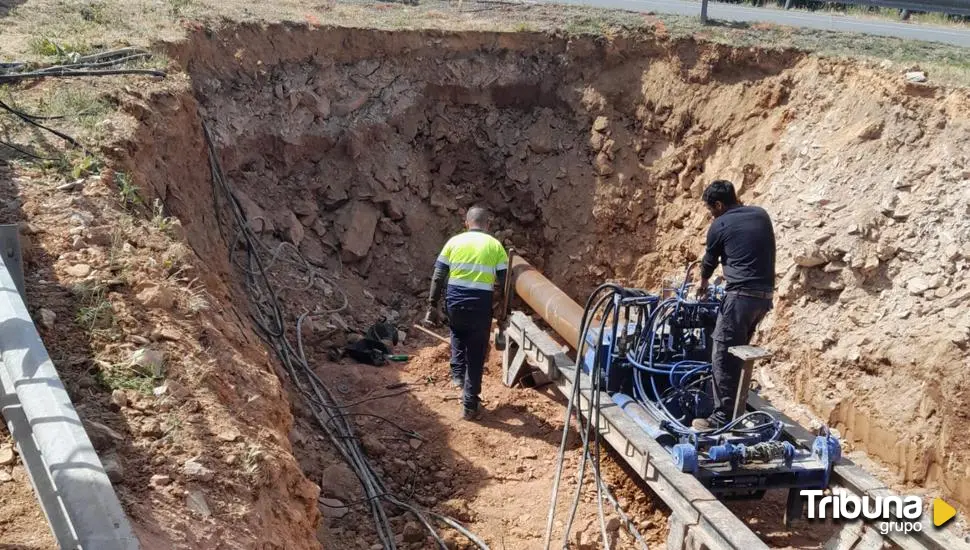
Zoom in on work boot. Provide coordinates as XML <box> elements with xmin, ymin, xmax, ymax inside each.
<box><xmin>691</xmin><ymin>410</ymin><xmax>728</xmax><ymax>431</ymax></box>
<box><xmin>462</xmin><ymin>406</ymin><xmax>482</xmax><ymax>421</ymax></box>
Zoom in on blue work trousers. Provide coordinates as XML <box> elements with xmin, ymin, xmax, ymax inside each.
<box><xmin>447</xmin><ymin>304</ymin><xmax>492</xmax><ymax>411</ymax></box>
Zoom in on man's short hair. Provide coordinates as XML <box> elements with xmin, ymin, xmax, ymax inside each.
<box><xmin>466</xmin><ymin>205</ymin><xmax>490</xmax><ymax>227</ymax></box>
<box><xmin>702</xmin><ymin>180</ymin><xmax>738</xmax><ymax>207</ymax></box>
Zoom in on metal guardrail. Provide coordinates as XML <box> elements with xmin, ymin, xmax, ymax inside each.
<box><xmin>0</xmin><ymin>224</ymin><xmax>140</xmax><ymax>550</ymax></box>
<box><xmin>786</xmin><ymin>0</ymin><xmax>970</xmax><ymax>16</ymax></box>
<box><xmin>700</xmin><ymin>0</ymin><xmax>970</xmax><ymax>23</ymax></box>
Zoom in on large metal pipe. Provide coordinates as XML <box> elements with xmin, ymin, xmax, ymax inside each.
<box><xmin>510</xmin><ymin>254</ymin><xmax>585</xmax><ymax>350</ymax></box>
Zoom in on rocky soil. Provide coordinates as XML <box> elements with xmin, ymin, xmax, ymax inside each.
<box><xmin>2</xmin><ymin>15</ymin><xmax>969</xmax><ymax>550</ymax></box>
<box><xmin>156</xmin><ymin>25</ymin><xmax>970</xmax><ymax>510</ymax></box>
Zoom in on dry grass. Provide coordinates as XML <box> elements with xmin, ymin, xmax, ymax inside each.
<box><xmin>0</xmin><ymin>1</ymin><xmax>967</xmax><ymax>84</ymax></box>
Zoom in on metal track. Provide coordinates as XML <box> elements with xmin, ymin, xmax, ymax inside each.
<box><xmin>502</xmin><ymin>309</ymin><xmax>970</xmax><ymax>550</ymax></box>
<box><xmin>747</xmin><ymin>394</ymin><xmax>970</xmax><ymax>550</ymax></box>
<box><xmin>0</xmin><ymin>225</ymin><xmax>139</xmax><ymax>550</ymax></box>
<box><xmin>502</xmin><ymin>310</ymin><xmax>769</xmax><ymax>550</ymax></box>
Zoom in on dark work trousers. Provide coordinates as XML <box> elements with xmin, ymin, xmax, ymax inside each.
<box><xmin>711</xmin><ymin>291</ymin><xmax>773</xmax><ymax>417</ymax></box>
<box><xmin>447</xmin><ymin>304</ymin><xmax>492</xmax><ymax>411</ymax></box>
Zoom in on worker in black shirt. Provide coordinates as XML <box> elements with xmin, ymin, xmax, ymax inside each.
<box><xmin>692</xmin><ymin>180</ymin><xmax>775</xmax><ymax>431</ymax></box>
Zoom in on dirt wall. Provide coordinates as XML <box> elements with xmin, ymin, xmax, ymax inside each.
<box><xmin>103</xmin><ymin>23</ymin><xmax>970</xmax><ymax>546</ymax></box>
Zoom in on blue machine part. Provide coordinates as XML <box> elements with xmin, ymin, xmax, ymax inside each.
<box><xmin>570</xmin><ymin>269</ymin><xmax>842</xmax><ymax>500</ymax></box>
<box><xmin>707</xmin><ymin>441</ymin><xmax>796</xmax><ymax>470</ymax></box>
<box><xmin>672</xmin><ymin>443</ymin><xmax>698</xmax><ymax>474</ymax></box>
<box><xmin>812</xmin><ymin>426</ymin><xmax>843</xmax><ymax>486</ymax></box>
<box><xmin>612</xmin><ymin>393</ymin><xmax>677</xmax><ymax>446</ymax></box>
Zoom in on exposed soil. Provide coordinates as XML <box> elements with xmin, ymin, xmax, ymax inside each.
<box><xmin>1</xmin><ymin>11</ymin><xmax>969</xmax><ymax>550</ymax></box>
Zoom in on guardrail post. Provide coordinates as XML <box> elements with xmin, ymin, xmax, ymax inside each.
<box><xmin>700</xmin><ymin>0</ymin><xmax>710</xmax><ymax>23</ymax></box>
<box><xmin>0</xmin><ymin>230</ymin><xmax>140</xmax><ymax>549</ymax></box>
<box><xmin>0</xmin><ymin>225</ymin><xmax>26</xmax><ymax>302</ymax></box>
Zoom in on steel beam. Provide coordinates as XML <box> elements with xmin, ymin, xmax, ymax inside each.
<box><xmin>505</xmin><ymin>311</ymin><xmax>769</xmax><ymax>550</ymax></box>
<box><xmin>747</xmin><ymin>393</ymin><xmax>970</xmax><ymax>550</ymax></box>
<box><xmin>0</xmin><ymin>230</ymin><xmax>139</xmax><ymax>550</ymax></box>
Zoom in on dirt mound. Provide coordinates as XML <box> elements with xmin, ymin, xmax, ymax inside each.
<box><xmin>5</xmin><ymin>19</ymin><xmax>968</xmax><ymax>550</ymax></box>
<box><xmin>152</xmin><ymin>24</ymin><xmax>970</xmax><ymax>509</ymax></box>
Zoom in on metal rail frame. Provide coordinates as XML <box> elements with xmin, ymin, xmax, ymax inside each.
<box><xmin>502</xmin><ymin>309</ymin><xmax>970</xmax><ymax>550</ymax></box>
<box><xmin>502</xmin><ymin>310</ymin><xmax>769</xmax><ymax>550</ymax></box>
<box><xmin>0</xmin><ymin>224</ymin><xmax>140</xmax><ymax>550</ymax></box>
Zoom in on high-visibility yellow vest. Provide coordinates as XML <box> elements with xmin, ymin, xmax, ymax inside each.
<box><xmin>436</xmin><ymin>230</ymin><xmax>508</xmax><ymax>291</ymax></box>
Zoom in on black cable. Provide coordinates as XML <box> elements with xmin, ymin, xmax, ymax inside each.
<box><xmin>327</xmin><ymin>390</ymin><xmax>411</xmax><ymax>410</ymax></box>
<box><xmin>545</xmin><ymin>285</ymin><xmax>650</xmax><ymax>550</ymax></box>
<box><xmin>201</xmin><ymin>119</ymin><xmax>488</xmax><ymax>550</ymax></box>
<box><xmin>0</xmin><ymin>68</ymin><xmax>166</xmax><ymax>82</ymax></box>
<box><xmin>0</xmin><ymin>99</ymin><xmax>89</xmax><ymax>153</ymax></box>
<box><xmin>324</xmin><ymin>412</ymin><xmax>422</xmax><ymax>439</ymax></box>
<box><xmin>0</xmin><ymin>139</ymin><xmax>58</xmax><ymax>160</ymax></box>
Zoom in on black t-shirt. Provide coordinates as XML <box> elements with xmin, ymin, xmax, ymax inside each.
<box><xmin>700</xmin><ymin>205</ymin><xmax>776</xmax><ymax>291</ymax></box>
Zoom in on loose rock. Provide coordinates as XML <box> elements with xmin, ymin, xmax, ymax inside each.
<box><xmin>102</xmin><ymin>454</ymin><xmax>124</xmax><ymax>484</ymax></box>
<box><xmin>129</xmin><ymin>347</ymin><xmax>165</xmax><ymax>376</ymax></box>
<box><xmin>84</xmin><ymin>420</ymin><xmax>125</xmax><ymax>450</ymax></box>
<box><xmin>38</xmin><ymin>308</ymin><xmax>56</xmax><ymax>329</ymax></box>
<box><xmin>151</xmin><ymin>328</ymin><xmax>181</xmax><ymax>342</ymax></box>
<box><xmin>403</xmin><ymin>521</ymin><xmax>424</xmax><ymax>543</ymax></box>
<box><xmin>150</xmin><ymin>474</ymin><xmax>173</xmax><ymax>487</ymax></box>
<box><xmin>186</xmin><ymin>488</ymin><xmax>211</xmax><ymax>517</ymax></box>
<box><xmin>319</xmin><ymin>498</ymin><xmax>349</xmax><ymax>519</ymax></box>
<box><xmin>362</xmin><ymin>434</ymin><xmax>387</xmax><ymax>457</ymax></box>
<box><xmin>65</xmin><ymin>264</ymin><xmax>91</xmax><ymax>278</ymax></box>
<box><xmin>111</xmin><ymin>389</ymin><xmax>128</xmax><ymax>409</ymax></box>
<box><xmin>793</xmin><ymin>245</ymin><xmax>828</xmax><ymax>267</ymax></box>
<box><xmin>216</xmin><ymin>430</ymin><xmax>240</xmax><ymax>442</ymax></box>
<box><xmin>321</xmin><ymin>463</ymin><xmax>361</xmax><ymax>501</ymax></box>
<box><xmin>340</xmin><ymin>202</ymin><xmax>380</xmax><ymax>262</ymax></box>
<box><xmin>0</xmin><ymin>445</ymin><xmax>15</xmax><ymax>466</ymax></box>
<box><xmin>905</xmin><ymin>71</ymin><xmax>927</xmax><ymax>83</ymax></box>
<box><xmin>907</xmin><ymin>277</ymin><xmax>931</xmax><ymax>295</ymax></box>
<box><xmin>136</xmin><ymin>285</ymin><xmax>175</xmax><ymax>310</ymax></box>
<box><xmin>283</xmin><ymin>209</ymin><xmax>305</xmax><ymax>246</ymax></box>
<box><xmin>183</xmin><ymin>458</ymin><xmax>214</xmax><ymax>482</ymax></box>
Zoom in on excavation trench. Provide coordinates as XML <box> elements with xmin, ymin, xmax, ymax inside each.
<box><xmin>109</xmin><ymin>23</ymin><xmax>970</xmax><ymax>548</ymax></box>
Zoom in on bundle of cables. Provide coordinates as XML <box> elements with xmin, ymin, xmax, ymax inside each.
<box><xmin>622</xmin><ymin>264</ymin><xmax>781</xmax><ymax>443</ymax></box>
<box><xmin>201</xmin><ymin>119</ymin><xmax>488</xmax><ymax>549</ymax></box>
<box><xmin>0</xmin><ymin>47</ymin><xmax>166</xmax><ymax>82</ymax></box>
<box><xmin>544</xmin><ymin>271</ymin><xmax>785</xmax><ymax>548</ymax></box>
<box><xmin>543</xmin><ymin>284</ymin><xmax>653</xmax><ymax>550</ymax></box>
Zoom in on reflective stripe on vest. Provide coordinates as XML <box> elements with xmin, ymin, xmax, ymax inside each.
<box><xmin>437</xmin><ymin>231</ymin><xmax>508</xmax><ymax>290</ymax></box>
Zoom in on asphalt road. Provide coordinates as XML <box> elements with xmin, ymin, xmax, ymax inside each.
<box><xmin>536</xmin><ymin>0</ymin><xmax>970</xmax><ymax>47</ymax></box>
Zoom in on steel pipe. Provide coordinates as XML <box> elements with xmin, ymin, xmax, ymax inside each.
<box><xmin>510</xmin><ymin>255</ymin><xmax>584</xmax><ymax>350</ymax></box>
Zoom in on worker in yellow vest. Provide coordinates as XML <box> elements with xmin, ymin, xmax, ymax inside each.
<box><xmin>424</xmin><ymin>206</ymin><xmax>508</xmax><ymax>421</ymax></box>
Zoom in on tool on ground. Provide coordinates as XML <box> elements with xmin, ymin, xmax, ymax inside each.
<box><xmin>412</xmin><ymin>323</ymin><xmax>450</xmax><ymax>345</ymax></box>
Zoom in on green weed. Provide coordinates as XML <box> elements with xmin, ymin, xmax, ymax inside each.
<box><xmin>26</xmin><ymin>37</ymin><xmax>91</xmax><ymax>58</ymax></box>
<box><xmin>115</xmin><ymin>171</ymin><xmax>142</xmax><ymax>208</ymax></box>
<box><xmin>72</xmin><ymin>282</ymin><xmax>115</xmax><ymax>332</ymax></box>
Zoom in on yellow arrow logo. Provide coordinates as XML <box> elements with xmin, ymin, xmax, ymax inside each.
<box><xmin>933</xmin><ymin>498</ymin><xmax>956</xmax><ymax>527</ymax></box>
